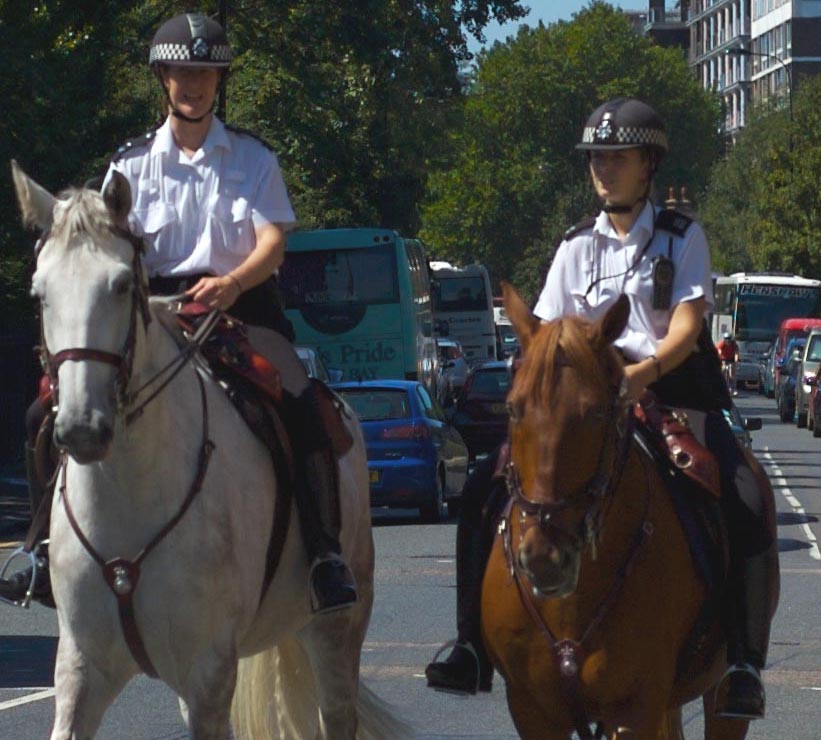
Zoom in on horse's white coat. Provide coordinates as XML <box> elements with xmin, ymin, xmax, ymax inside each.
<box><xmin>11</xmin><ymin>162</ymin><xmax>414</xmax><ymax>740</ymax></box>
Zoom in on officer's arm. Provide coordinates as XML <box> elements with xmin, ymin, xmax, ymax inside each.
<box><xmin>226</xmin><ymin>222</ymin><xmax>286</xmax><ymax>292</ymax></box>
<box><xmin>624</xmin><ymin>297</ymin><xmax>705</xmax><ymax>395</ymax></box>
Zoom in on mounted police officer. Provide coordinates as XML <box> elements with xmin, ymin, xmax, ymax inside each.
<box><xmin>1</xmin><ymin>12</ymin><xmax>357</xmax><ymax>616</ymax></box>
<box><xmin>426</xmin><ymin>97</ymin><xmax>776</xmax><ymax>721</ymax></box>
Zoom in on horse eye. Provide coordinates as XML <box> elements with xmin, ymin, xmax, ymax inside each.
<box><xmin>112</xmin><ymin>274</ymin><xmax>132</xmax><ymax>296</ymax></box>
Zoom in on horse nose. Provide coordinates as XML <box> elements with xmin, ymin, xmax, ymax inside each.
<box><xmin>54</xmin><ymin>414</ymin><xmax>113</xmax><ymax>463</ymax></box>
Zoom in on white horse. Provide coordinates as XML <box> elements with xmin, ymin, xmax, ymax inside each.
<box><xmin>11</xmin><ymin>161</ymin><xmax>414</xmax><ymax>740</ymax></box>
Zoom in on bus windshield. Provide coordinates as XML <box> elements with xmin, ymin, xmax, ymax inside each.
<box><xmin>280</xmin><ymin>245</ymin><xmax>399</xmax><ymax>308</ymax></box>
<box><xmin>432</xmin><ymin>277</ymin><xmax>489</xmax><ymax>312</ymax></box>
<box><xmin>734</xmin><ymin>285</ymin><xmax>821</xmax><ymax>341</ymax></box>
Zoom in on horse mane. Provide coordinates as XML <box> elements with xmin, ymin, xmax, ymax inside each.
<box><xmin>512</xmin><ymin>316</ymin><xmax>615</xmax><ymax>409</ymax></box>
<box><xmin>49</xmin><ymin>188</ymin><xmax>115</xmax><ymax>252</ymax></box>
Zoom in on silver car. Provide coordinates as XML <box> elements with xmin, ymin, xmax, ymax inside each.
<box><xmin>794</xmin><ymin>329</ymin><xmax>821</xmax><ymax>428</ymax></box>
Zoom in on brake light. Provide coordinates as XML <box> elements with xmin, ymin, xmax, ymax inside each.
<box><xmin>382</xmin><ymin>423</ymin><xmax>431</xmax><ymax>440</ymax></box>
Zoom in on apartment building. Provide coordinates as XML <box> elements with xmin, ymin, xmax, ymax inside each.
<box><xmin>748</xmin><ymin>1</ymin><xmax>821</xmax><ymax>105</ymax></box>
<box><xmin>685</xmin><ymin>0</ymin><xmax>752</xmax><ymax>134</ymax></box>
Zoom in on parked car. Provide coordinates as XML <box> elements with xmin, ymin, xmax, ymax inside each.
<box><xmin>771</xmin><ymin>318</ymin><xmax>821</xmax><ymax>400</ymax></box>
<box><xmin>295</xmin><ymin>346</ymin><xmax>342</xmax><ymax>384</ymax></box>
<box><xmin>495</xmin><ymin>321</ymin><xmax>519</xmax><ymax>359</ymax></box>
<box><xmin>775</xmin><ymin>336</ymin><xmax>806</xmax><ymax>406</ymax></box>
<box><xmin>723</xmin><ymin>402</ymin><xmax>762</xmax><ymax>449</ymax></box>
<box><xmin>450</xmin><ymin>360</ymin><xmax>511</xmax><ymax>461</ymax></box>
<box><xmin>736</xmin><ymin>340</ymin><xmax>770</xmax><ymax>390</ymax></box>
<box><xmin>776</xmin><ymin>342</ymin><xmax>804</xmax><ymax>423</ymax></box>
<box><xmin>794</xmin><ymin>329</ymin><xmax>821</xmax><ymax>428</ymax></box>
<box><xmin>435</xmin><ymin>338</ymin><xmax>470</xmax><ymax>403</ymax></box>
<box><xmin>332</xmin><ymin>380</ymin><xmax>468</xmax><ymax>522</ymax></box>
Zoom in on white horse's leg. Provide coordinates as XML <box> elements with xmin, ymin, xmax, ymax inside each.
<box><xmin>50</xmin><ymin>635</ymin><xmax>129</xmax><ymax>740</ymax></box>
<box><xmin>181</xmin><ymin>647</ymin><xmax>238</xmax><ymax>740</ymax></box>
<box><xmin>298</xmin><ymin>613</ymin><xmax>361</xmax><ymax>740</ymax></box>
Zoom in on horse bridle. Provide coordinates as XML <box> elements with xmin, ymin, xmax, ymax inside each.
<box><xmin>36</xmin><ymin>225</ymin><xmax>152</xmax><ymax>413</ymax></box>
<box><xmin>505</xmin><ymin>356</ymin><xmax>634</xmax><ymax>559</ymax></box>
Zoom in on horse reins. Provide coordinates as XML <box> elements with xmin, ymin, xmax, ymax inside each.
<box><xmin>501</xmin><ymin>353</ymin><xmax>655</xmax><ymax>740</ymax></box>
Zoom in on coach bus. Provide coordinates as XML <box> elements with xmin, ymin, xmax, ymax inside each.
<box><xmin>278</xmin><ymin>229</ymin><xmax>437</xmax><ymax>391</ymax></box>
<box><xmin>711</xmin><ymin>272</ymin><xmax>821</xmax><ymax>387</ymax></box>
<box><xmin>430</xmin><ymin>263</ymin><xmax>496</xmax><ymax>362</ymax></box>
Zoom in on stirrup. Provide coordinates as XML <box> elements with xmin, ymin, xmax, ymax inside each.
<box><xmin>427</xmin><ymin>639</ymin><xmax>483</xmax><ymax>695</ymax></box>
<box><xmin>0</xmin><ymin>539</ymin><xmax>49</xmax><ymax>609</ymax></box>
<box><xmin>714</xmin><ymin>662</ymin><xmax>765</xmax><ymax>720</ymax></box>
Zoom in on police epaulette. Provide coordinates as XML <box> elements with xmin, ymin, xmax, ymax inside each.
<box><xmin>654</xmin><ymin>209</ymin><xmax>693</xmax><ymax>237</ymax></box>
<box><xmin>560</xmin><ymin>216</ymin><xmax>596</xmax><ymax>244</ymax></box>
<box><xmin>224</xmin><ymin>124</ymin><xmax>273</xmax><ymax>151</ymax></box>
<box><xmin>112</xmin><ymin>124</ymin><xmax>161</xmax><ymax>162</ymax></box>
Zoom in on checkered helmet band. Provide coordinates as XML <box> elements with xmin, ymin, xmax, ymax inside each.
<box><xmin>580</xmin><ymin>125</ymin><xmax>668</xmax><ymax>150</ymax></box>
<box><xmin>149</xmin><ymin>42</ymin><xmax>233</xmax><ymax>66</ymax></box>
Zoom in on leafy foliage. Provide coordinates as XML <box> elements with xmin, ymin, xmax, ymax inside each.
<box><xmin>703</xmin><ymin>73</ymin><xmax>821</xmax><ymax>277</ymax></box>
<box><xmin>419</xmin><ymin>1</ymin><xmax>723</xmax><ymax>301</ymax></box>
<box><xmin>1</xmin><ymin>0</ymin><xmax>526</xmax><ymax>329</ymax></box>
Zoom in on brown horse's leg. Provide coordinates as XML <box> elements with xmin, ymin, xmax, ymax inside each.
<box><xmin>703</xmin><ymin>690</ymin><xmax>750</xmax><ymax>740</ymax></box>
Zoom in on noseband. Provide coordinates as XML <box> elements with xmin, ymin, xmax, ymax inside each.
<box><xmin>37</xmin><ymin>226</ymin><xmax>152</xmax><ymax>412</ymax></box>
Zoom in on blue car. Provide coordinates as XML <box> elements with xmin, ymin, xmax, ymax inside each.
<box><xmin>333</xmin><ymin>380</ymin><xmax>469</xmax><ymax>522</ymax></box>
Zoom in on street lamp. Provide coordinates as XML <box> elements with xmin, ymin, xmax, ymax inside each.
<box><xmin>725</xmin><ymin>47</ymin><xmax>793</xmax><ymax>125</ymax></box>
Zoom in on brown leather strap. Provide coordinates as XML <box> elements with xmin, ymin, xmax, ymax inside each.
<box><xmin>60</xmin><ymin>371</ymin><xmax>213</xmax><ymax>677</ymax></box>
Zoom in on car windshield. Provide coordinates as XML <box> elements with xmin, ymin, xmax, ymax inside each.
<box><xmin>337</xmin><ymin>389</ymin><xmax>410</xmax><ymax>421</ymax></box>
<box><xmin>468</xmin><ymin>369</ymin><xmax>510</xmax><ymax>397</ymax></box>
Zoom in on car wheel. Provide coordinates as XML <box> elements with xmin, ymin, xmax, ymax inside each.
<box><xmin>420</xmin><ymin>470</ymin><xmax>446</xmax><ymax>524</ymax></box>
<box><xmin>446</xmin><ymin>496</ymin><xmax>461</xmax><ymax>518</ymax></box>
<box><xmin>814</xmin><ymin>416</ymin><xmax>821</xmax><ymax>438</ymax></box>
<box><xmin>779</xmin><ymin>401</ymin><xmax>792</xmax><ymax>423</ymax></box>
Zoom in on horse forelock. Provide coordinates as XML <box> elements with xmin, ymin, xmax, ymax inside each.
<box><xmin>514</xmin><ymin>317</ymin><xmax>611</xmax><ymax>410</ymax></box>
<box><xmin>48</xmin><ymin>188</ymin><xmax>117</xmax><ymax>254</ymax></box>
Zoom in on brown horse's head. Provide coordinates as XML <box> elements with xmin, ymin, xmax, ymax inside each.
<box><xmin>501</xmin><ymin>282</ymin><xmax>632</xmax><ymax>597</ymax></box>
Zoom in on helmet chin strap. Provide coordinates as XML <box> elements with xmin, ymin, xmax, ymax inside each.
<box><xmin>170</xmin><ymin>105</ymin><xmax>213</xmax><ymax>124</ymax></box>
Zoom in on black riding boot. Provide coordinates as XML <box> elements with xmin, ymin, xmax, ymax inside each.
<box><xmin>715</xmin><ymin>544</ymin><xmax>776</xmax><ymax>719</ymax></box>
<box><xmin>0</xmin><ymin>444</ymin><xmax>54</xmax><ymax>608</ymax></box>
<box><xmin>281</xmin><ymin>386</ymin><xmax>357</xmax><ymax>614</ymax></box>
<box><xmin>425</xmin><ymin>524</ymin><xmax>493</xmax><ymax>694</ymax></box>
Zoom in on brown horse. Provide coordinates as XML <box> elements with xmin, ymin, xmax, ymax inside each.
<box><xmin>481</xmin><ymin>284</ymin><xmax>778</xmax><ymax>740</ymax></box>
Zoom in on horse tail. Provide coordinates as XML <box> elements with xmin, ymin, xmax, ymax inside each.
<box><xmin>230</xmin><ymin>636</ymin><xmax>417</xmax><ymax>739</ymax></box>
<box><xmin>355</xmin><ymin>681</ymin><xmax>417</xmax><ymax>740</ymax></box>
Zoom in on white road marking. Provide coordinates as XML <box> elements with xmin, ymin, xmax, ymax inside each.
<box><xmin>762</xmin><ymin>448</ymin><xmax>821</xmax><ymax>560</ymax></box>
<box><xmin>0</xmin><ymin>688</ymin><xmax>55</xmax><ymax>711</ymax></box>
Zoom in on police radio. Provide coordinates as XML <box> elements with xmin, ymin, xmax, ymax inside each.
<box><xmin>651</xmin><ymin>254</ymin><xmax>675</xmax><ymax>310</ymax></box>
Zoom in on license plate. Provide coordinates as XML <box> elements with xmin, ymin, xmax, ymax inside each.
<box><xmin>369</xmin><ymin>469</ymin><xmax>381</xmax><ymax>484</ymax></box>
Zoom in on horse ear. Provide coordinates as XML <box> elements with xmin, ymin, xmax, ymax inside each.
<box><xmin>10</xmin><ymin>160</ymin><xmax>56</xmax><ymax>231</ymax></box>
<box><xmin>502</xmin><ymin>281</ymin><xmax>539</xmax><ymax>351</ymax></box>
<box><xmin>102</xmin><ymin>171</ymin><xmax>132</xmax><ymax>227</ymax></box>
<box><xmin>598</xmin><ymin>294</ymin><xmax>630</xmax><ymax>346</ymax></box>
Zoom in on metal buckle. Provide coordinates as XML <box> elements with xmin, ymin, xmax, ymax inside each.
<box><xmin>0</xmin><ymin>539</ymin><xmax>49</xmax><ymax>609</ymax></box>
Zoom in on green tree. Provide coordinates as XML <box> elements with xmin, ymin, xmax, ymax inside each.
<box><xmin>1</xmin><ymin>0</ymin><xmax>527</xmax><ymax>329</ymax></box>
<box><xmin>703</xmin><ymin>74</ymin><xmax>821</xmax><ymax>277</ymax></box>
<box><xmin>419</xmin><ymin>1</ymin><xmax>722</xmax><ymax>301</ymax></box>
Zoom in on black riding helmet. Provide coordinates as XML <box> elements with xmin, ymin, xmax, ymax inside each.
<box><xmin>577</xmin><ymin>98</ymin><xmax>669</xmax><ymax>213</ymax></box>
<box><xmin>149</xmin><ymin>13</ymin><xmax>232</xmax><ymax>122</ymax></box>
<box><xmin>149</xmin><ymin>13</ymin><xmax>232</xmax><ymax>68</ymax></box>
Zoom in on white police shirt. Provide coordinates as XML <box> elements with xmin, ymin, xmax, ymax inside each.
<box><xmin>532</xmin><ymin>201</ymin><xmax>713</xmax><ymax>362</ymax></box>
<box><xmin>106</xmin><ymin>116</ymin><xmax>296</xmax><ymax>278</ymax></box>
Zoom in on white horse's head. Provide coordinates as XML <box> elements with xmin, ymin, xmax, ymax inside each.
<box><xmin>12</xmin><ymin>161</ymin><xmax>147</xmax><ymax>463</ymax></box>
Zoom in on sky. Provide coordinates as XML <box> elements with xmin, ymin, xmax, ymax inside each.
<box><xmin>468</xmin><ymin>0</ymin><xmax>646</xmax><ymax>53</ymax></box>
